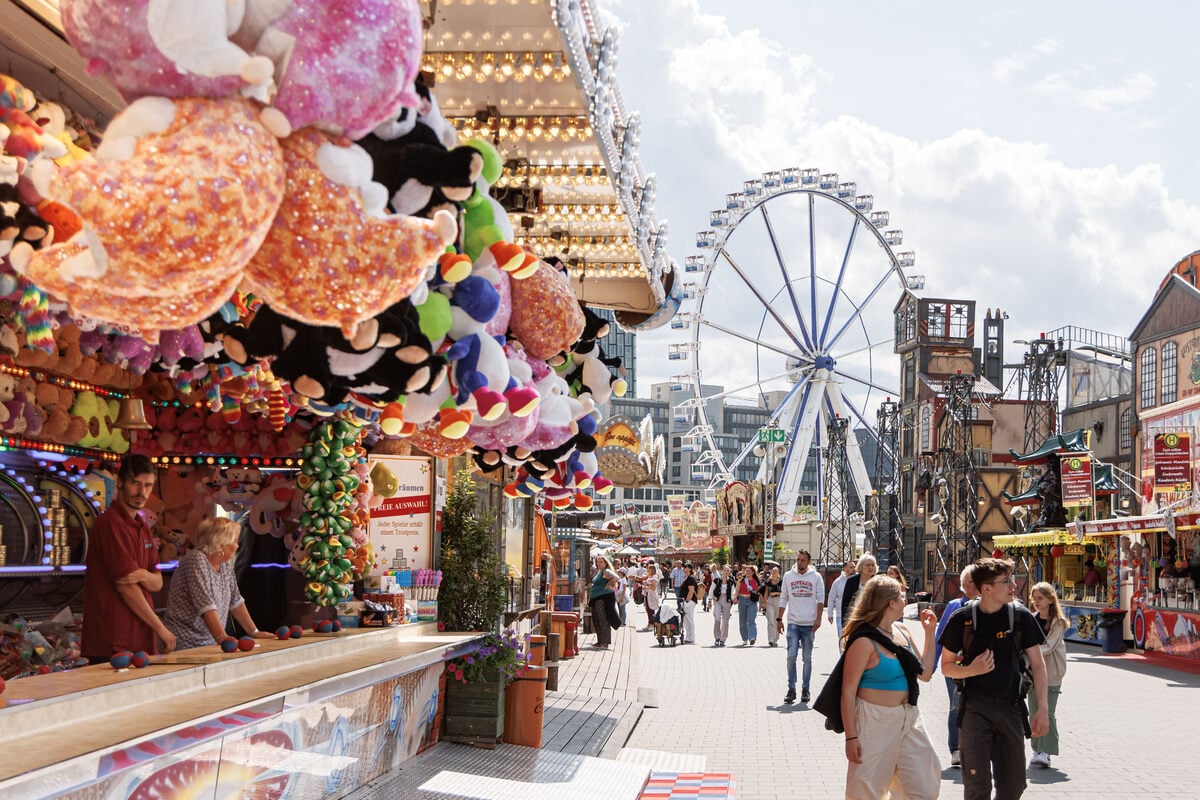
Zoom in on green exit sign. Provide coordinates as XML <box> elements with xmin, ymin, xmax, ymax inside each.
<box><xmin>758</xmin><ymin>428</ymin><xmax>786</xmax><ymax>443</ymax></box>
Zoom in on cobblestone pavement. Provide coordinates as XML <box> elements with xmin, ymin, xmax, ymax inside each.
<box><xmin>617</xmin><ymin>601</ymin><xmax>1200</xmax><ymax>799</ymax></box>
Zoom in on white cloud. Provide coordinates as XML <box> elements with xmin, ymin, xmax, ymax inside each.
<box><xmin>990</xmin><ymin>37</ymin><xmax>1062</xmax><ymax>82</ymax></box>
<box><xmin>1033</xmin><ymin>69</ymin><xmax>1157</xmax><ymax>112</ymax></box>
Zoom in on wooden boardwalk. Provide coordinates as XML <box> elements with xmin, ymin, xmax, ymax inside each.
<box><xmin>544</xmin><ymin>617</ymin><xmax>646</xmax><ymax>757</ymax></box>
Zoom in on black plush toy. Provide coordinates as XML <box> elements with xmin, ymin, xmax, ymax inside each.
<box><xmin>357</xmin><ymin>75</ymin><xmax>484</xmax><ymax>218</ymax></box>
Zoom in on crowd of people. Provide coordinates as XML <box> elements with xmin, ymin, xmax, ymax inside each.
<box><xmin>586</xmin><ymin>550</ymin><xmax>1069</xmax><ymax>800</ymax></box>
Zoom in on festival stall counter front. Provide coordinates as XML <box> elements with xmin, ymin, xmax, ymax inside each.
<box><xmin>0</xmin><ymin>624</ymin><xmax>483</xmax><ymax>799</ymax></box>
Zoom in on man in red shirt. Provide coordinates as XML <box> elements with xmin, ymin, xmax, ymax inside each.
<box><xmin>83</xmin><ymin>454</ymin><xmax>177</xmax><ymax>663</ymax></box>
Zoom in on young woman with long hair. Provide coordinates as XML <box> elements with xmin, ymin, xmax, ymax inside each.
<box><xmin>840</xmin><ymin>575</ymin><xmax>941</xmax><ymax>799</ymax></box>
<box><xmin>1028</xmin><ymin>581</ymin><xmax>1068</xmax><ymax>768</ymax></box>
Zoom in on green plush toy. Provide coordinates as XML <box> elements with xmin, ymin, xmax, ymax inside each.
<box><xmin>460</xmin><ymin>138</ymin><xmax>513</xmax><ymax>261</ymax></box>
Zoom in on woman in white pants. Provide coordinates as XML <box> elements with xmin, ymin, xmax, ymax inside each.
<box><xmin>679</xmin><ymin>563</ymin><xmax>698</xmax><ymax>643</ymax></box>
<box><xmin>641</xmin><ymin>562</ymin><xmax>660</xmax><ymax>631</ymax></box>
<box><xmin>711</xmin><ymin>564</ymin><xmax>734</xmax><ymax>646</ymax></box>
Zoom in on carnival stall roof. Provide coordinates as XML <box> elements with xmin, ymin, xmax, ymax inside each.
<box><xmin>594</xmin><ymin>414</ymin><xmax>665</xmax><ymax>488</ymax></box>
<box><xmin>1007</xmin><ymin>429</ymin><xmax>1090</xmax><ymax>464</ymax></box>
<box><xmin>0</xmin><ymin>0</ymin><xmax>680</xmax><ymax>329</ymax></box>
<box><xmin>1002</xmin><ymin>461</ymin><xmax>1119</xmax><ymax>505</ymax></box>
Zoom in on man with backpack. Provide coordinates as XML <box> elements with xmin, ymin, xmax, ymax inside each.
<box><xmin>938</xmin><ymin>558</ymin><xmax>1050</xmax><ymax>800</ymax></box>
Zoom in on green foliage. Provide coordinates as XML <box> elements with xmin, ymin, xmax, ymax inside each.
<box><xmin>445</xmin><ymin>630</ymin><xmax>529</xmax><ymax>684</ymax></box>
<box><xmin>713</xmin><ymin>545</ymin><xmax>730</xmax><ymax>566</ymax></box>
<box><xmin>437</xmin><ymin>471</ymin><xmax>508</xmax><ymax>632</ymax></box>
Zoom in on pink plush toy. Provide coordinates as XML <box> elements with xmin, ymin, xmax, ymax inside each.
<box><xmin>60</xmin><ymin>0</ymin><xmax>274</xmax><ymax>101</ymax></box>
<box><xmin>242</xmin><ymin>127</ymin><xmax>454</xmax><ymax>341</ymax></box>
<box><xmin>17</xmin><ymin>97</ymin><xmax>284</xmax><ymax>338</ymax></box>
<box><xmin>246</xmin><ymin>0</ymin><xmax>424</xmax><ymax>139</ymax></box>
<box><xmin>509</xmin><ymin>260</ymin><xmax>586</xmax><ymax>360</ymax></box>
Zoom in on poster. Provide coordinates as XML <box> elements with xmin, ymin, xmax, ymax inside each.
<box><xmin>368</xmin><ymin>456</ymin><xmax>433</xmax><ymax>575</ymax></box>
<box><xmin>1059</xmin><ymin>454</ymin><xmax>1093</xmax><ymax>508</ymax></box>
<box><xmin>1153</xmin><ymin>432</ymin><xmax>1191</xmax><ymax>493</ymax></box>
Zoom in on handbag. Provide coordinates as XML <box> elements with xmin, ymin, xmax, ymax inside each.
<box><xmin>632</xmin><ymin>585</ymin><xmax>645</xmax><ymax>604</ymax></box>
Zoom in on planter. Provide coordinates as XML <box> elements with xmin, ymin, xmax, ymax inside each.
<box><xmin>442</xmin><ymin>667</ymin><xmax>505</xmax><ymax>747</ymax></box>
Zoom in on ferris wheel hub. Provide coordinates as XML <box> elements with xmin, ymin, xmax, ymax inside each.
<box><xmin>814</xmin><ymin>354</ymin><xmax>836</xmax><ymax>371</ymax></box>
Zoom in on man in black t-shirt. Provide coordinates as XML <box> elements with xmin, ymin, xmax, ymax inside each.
<box><xmin>938</xmin><ymin>558</ymin><xmax>1049</xmax><ymax>800</ymax></box>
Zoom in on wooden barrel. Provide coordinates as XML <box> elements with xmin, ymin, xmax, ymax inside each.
<box><xmin>527</xmin><ymin>634</ymin><xmax>546</xmax><ymax>666</ymax></box>
<box><xmin>502</xmin><ymin>665</ymin><xmax>548</xmax><ymax>747</ymax></box>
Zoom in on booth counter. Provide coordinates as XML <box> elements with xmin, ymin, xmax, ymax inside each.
<box><xmin>0</xmin><ymin>623</ymin><xmax>482</xmax><ymax>800</ymax></box>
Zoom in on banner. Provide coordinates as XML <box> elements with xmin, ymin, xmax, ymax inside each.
<box><xmin>368</xmin><ymin>456</ymin><xmax>433</xmax><ymax>575</ymax></box>
<box><xmin>1153</xmin><ymin>432</ymin><xmax>1192</xmax><ymax>493</ymax></box>
<box><xmin>1060</xmin><ymin>453</ymin><xmax>1093</xmax><ymax>508</ymax></box>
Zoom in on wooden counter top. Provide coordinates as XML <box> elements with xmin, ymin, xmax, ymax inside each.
<box><xmin>0</xmin><ymin>624</ymin><xmax>482</xmax><ymax>788</ymax></box>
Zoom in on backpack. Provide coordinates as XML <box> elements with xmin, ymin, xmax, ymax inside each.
<box><xmin>954</xmin><ymin>600</ymin><xmax>1033</xmax><ymax>699</ymax></box>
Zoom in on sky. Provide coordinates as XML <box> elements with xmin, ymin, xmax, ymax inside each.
<box><xmin>595</xmin><ymin>0</ymin><xmax>1200</xmax><ymax>402</ymax></box>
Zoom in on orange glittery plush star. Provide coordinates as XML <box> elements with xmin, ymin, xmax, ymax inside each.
<box><xmin>241</xmin><ymin>127</ymin><xmax>455</xmax><ymax>342</ymax></box>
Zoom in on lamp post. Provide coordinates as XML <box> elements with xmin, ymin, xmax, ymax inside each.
<box><xmin>755</xmin><ymin>426</ymin><xmax>788</xmax><ymax>563</ymax></box>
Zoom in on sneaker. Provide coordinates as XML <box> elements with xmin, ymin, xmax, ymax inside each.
<box><xmin>768</xmin><ymin>641</ymin><xmax>778</xmax><ymax>647</ymax></box>
<box><xmin>750</xmin><ymin>639</ymin><xmax>756</xmax><ymax>645</ymax></box>
<box><xmin>1030</xmin><ymin>752</ymin><xmax>1051</xmax><ymax>768</ymax></box>
<box><xmin>784</xmin><ymin>689</ymin><xmax>796</xmax><ymax>704</ymax></box>
<box><xmin>800</xmin><ymin>689</ymin><xmax>811</xmax><ymax>703</ymax></box>
<box><xmin>950</xmin><ymin>750</ymin><xmax>961</xmax><ymax>768</ymax></box>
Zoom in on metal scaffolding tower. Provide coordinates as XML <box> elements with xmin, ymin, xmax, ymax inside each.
<box><xmin>1020</xmin><ymin>335</ymin><xmax>1067</xmax><ymax>455</ymax></box>
<box><xmin>819</xmin><ymin>416</ymin><xmax>856</xmax><ymax>566</ymax></box>
<box><xmin>932</xmin><ymin>374</ymin><xmax>980</xmax><ymax>602</ymax></box>
<box><xmin>873</xmin><ymin>400</ymin><xmax>901</xmax><ymax>571</ymax></box>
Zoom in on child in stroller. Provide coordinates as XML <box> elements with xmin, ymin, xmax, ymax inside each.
<box><xmin>653</xmin><ymin>602</ymin><xmax>681</xmax><ymax>647</ymax></box>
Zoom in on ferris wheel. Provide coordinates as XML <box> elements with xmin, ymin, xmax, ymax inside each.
<box><xmin>672</xmin><ymin>168</ymin><xmax>915</xmax><ymax>520</ymax></box>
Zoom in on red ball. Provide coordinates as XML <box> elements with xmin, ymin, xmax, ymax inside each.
<box><xmin>37</xmin><ymin>664</ymin><xmax>51</xmax><ymax>674</ymax></box>
<box><xmin>1050</xmin><ymin>545</ymin><xmax>1064</xmax><ymax>558</ymax></box>
<box><xmin>237</xmin><ymin>636</ymin><xmax>256</xmax><ymax>652</ymax></box>
<box><xmin>275</xmin><ymin>626</ymin><xmax>291</xmax><ymax>640</ymax></box>
<box><xmin>130</xmin><ymin>650</ymin><xmax>149</xmax><ymax>668</ymax></box>
<box><xmin>330</xmin><ymin>619</ymin><xmax>342</xmax><ymax>633</ymax></box>
<box><xmin>220</xmin><ymin>638</ymin><xmax>239</xmax><ymax>653</ymax></box>
<box><xmin>314</xmin><ymin>619</ymin><xmax>334</xmax><ymax>633</ymax></box>
<box><xmin>110</xmin><ymin>651</ymin><xmax>133</xmax><ymax>669</ymax></box>
<box><xmin>289</xmin><ymin>624</ymin><xmax>303</xmax><ymax>639</ymax></box>
<box><xmin>992</xmin><ymin>549</ymin><xmax>1004</xmax><ymax>559</ymax></box>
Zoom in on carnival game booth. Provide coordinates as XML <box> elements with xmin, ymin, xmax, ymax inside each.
<box><xmin>1078</xmin><ymin>512</ymin><xmax>1200</xmax><ymax>669</ymax></box>
<box><xmin>0</xmin><ymin>0</ymin><xmax>681</xmax><ymax>794</ymax></box>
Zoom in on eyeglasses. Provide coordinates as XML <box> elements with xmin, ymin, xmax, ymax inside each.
<box><xmin>984</xmin><ymin>577</ymin><xmax>1018</xmax><ymax>587</ymax></box>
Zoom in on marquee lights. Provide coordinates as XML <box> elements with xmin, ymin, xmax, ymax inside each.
<box><xmin>424</xmin><ymin>51</ymin><xmax>573</xmax><ymax>83</ymax></box>
<box><xmin>449</xmin><ymin>114</ymin><xmax>593</xmax><ymax>143</ymax></box>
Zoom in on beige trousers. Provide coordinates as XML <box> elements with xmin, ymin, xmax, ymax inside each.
<box><xmin>846</xmin><ymin>698</ymin><xmax>941</xmax><ymax>800</ymax></box>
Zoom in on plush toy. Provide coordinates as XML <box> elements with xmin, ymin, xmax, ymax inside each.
<box><xmin>357</xmin><ymin>74</ymin><xmax>483</xmax><ymax>219</ymax></box>
<box><xmin>242</xmin><ymin>0</ymin><xmax>424</xmax><ymax>139</ymax></box>
<box><xmin>16</xmin><ymin>97</ymin><xmax>285</xmax><ymax>337</ymax></box>
<box><xmin>0</xmin><ymin>75</ymin><xmax>68</xmax><ymax>161</ymax></box>
<box><xmin>60</xmin><ymin>0</ymin><xmax>275</xmax><ymax>102</ymax></box>
<box><xmin>460</xmin><ymin>138</ymin><xmax>514</xmax><ymax>262</ymax></box>
<box><xmin>69</xmin><ymin>389</ymin><xmax>108</xmax><ymax>448</ymax></box>
<box><xmin>241</xmin><ymin>127</ymin><xmax>454</xmax><ymax>340</ymax></box>
<box><xmin>509</xmin><ymin>261</ymin><xmax>586</xmax><ymax>360</ymax></box>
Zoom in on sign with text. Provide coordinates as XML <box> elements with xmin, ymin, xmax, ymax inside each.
<box><xmin>1059</xmin><ymin>454</ymin><xmax>1093</xmax><ymax>508</ymax></box>
<box><xmin>1153</xmin><ymin>432</ymin><xmax>1192</xmax><ymax>492</ymax></box>
<box><xmin>368</xmin><ymin>456</ymin><xmax>433</xmax><ymax>576</ymax></box>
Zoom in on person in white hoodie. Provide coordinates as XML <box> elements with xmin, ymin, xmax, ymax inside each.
<box><xmin>777</xmin><ymin>550</ymin><xmax>825</xmax><ymax>704</ymax></box>
<box><xmin>825</xmin><ymin>560</ymin><xmax>856</xmax><ymax>640</ymax></box>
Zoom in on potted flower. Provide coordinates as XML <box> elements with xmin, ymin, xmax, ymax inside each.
<box><xmin>442</xmin><ymin>630</ymin><xmax>530</xmax><ymax>745</ymax></box>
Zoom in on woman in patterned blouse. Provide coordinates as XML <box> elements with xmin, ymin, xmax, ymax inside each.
<box><xmin>164</xmin><ymin>518</ymin><xmax>274</xmax><ymax>650</ymax></box>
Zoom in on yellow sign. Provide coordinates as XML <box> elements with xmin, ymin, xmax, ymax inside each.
<box><xmin>596</xmin><ymin>422</ymin><xmax>640</xmax><ymax>453</ymax></box>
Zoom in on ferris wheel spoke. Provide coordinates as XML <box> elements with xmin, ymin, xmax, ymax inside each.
<box><xmin>837</xmin><ymin>338</ymin><xmax>893</xmax><ymax>361</ymax></box>
<box><xmin>807</xmin><ymin>194</ymin><xmax>821</xmax><ymax>351</ymax></box>
<box><xmin>826</xmin><ymin>383</ymin><xmax>875</xmax><ymax>504</ymax></box>
<box><xmin>698</xmin><ymin>318</ymin><xmax>798</xmax><ymax>360</ymax></box>
<box><xmin>760</xmin><ymin>204</ymin><xmax>812</xmax><ymax>350</ymax></box>
<box><xmin>824</xmin><ymin>263</ymin><xmax>901</xmax><ymax>354</ymax></box>
<box><xmin>832</xmin><ymin>366</ymin><xmax>899</xmax><ymax>396</ymax></box>
<box><xmin>817</xmin><ymin>216</ymin><xmax>861</xmax><ymax>348</ymax></box>
<box><xmin>719</xmin><ymin>248</ymin><xmax>814</xmax><ymax>356</ymax></box>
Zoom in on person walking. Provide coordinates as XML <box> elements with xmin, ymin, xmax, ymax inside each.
<box><xmin>736</xmin><ymin>564</ymin><xmax>760</xmax><ymax>646</ymax></box>
<box><xmin>840</xmin><ymin>575</ymin><xmax>942</xmax><ymax>799</ymax></box>
<box><xmin>939</xmin><ymin>558</ymin><xmax>1049</xmax><ymax>800</ymax></box>
<box><xmin>588</xmin><ymin>553</ymin><xmax>619</xmax><ymax>650</ymax></box>
<box><xmin>827</xmin><ymin>560</ymin><xmax>856</xmax><ymax>639</ymax></box>
<box><xmin>701</xmin><ymin>565</ymin><xmax>714</xmax><ymax>611</ymax></box>
<box><xmin>711</xmin><ymin>564</ymin><xmax>735</xmax><ymax>646</ymax></box>
<box><xmin>616</xmin><ymin>567</ymin><xmax>629</xmax><ymax>626</ymax></box>
<box><xmin>670</xmin><ymin>560</ymin><xmax>686</xmax><ymax>601</ymax></box>
<box><xmin>641</xmin><ymin>562</ymin><xmax>661</xmax><ymax>632</ymax></box>
<box><xmin>887</xmin><ymin>565</ymin><xmax>909</xmax><ymax>598</ymax></box>
<box><xmin>1028</xmin><ymin>581</ymin><xmax>1067</xmax><ymax>768</ymax></box>
<box><xmin>779</xmin><ymin>550</ymin><xmax>824</xmax><ymax>703</ymax></box>
<box><xmin>934</xmin><ymin>564</ymin><xmax>978</xmax><ymax>768</ymax></box>
<box><xmin>841</xmin><ymin>554</ymin><xmax>879</xmax><ymax>626</ymax></box>
<box><xmin>679</xmin><ymin>563</ymin><xmax>699</xmax><ymax>643</ymax></box>
<box><xmin>760</xmin><ymin>566</ymin><xmax>784</xmax><ymax>647</ymax></box>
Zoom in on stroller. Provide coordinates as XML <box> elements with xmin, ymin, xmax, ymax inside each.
<box><xmin>653</xmin><ymin>602</ymin><xmax>681</xmax><ymax>647</ymax></box>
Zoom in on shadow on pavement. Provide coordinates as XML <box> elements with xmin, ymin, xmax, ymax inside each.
<box><xmin>1027</xmin><ymin>766</ymin><xmax>1071</xmax><ymax>785</ymax></box>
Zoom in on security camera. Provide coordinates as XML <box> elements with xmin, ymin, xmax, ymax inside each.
<box><xmin>929</xmin><ymin>512</ymin><xmax>945</xmax><ymax>526</ymax></box>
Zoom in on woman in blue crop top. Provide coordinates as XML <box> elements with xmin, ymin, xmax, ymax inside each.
<box><xmin>839</xmin><ymin>575</ymin><xmax>941</xmax><ymax>799</ymax></box>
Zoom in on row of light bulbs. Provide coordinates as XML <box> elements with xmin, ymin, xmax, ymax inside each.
<box><xmin>450</xmin><ymin>115</ymin><xmax>593</xmax><ymax>143</ymax></box>
<box><xmin>564</xmin><ymin>262</ymin><xmax>646</xmax><ymax>278</ymax></box>
<box><xmin>425</xmin><ymin>51</ymin><xmax>573</xmax><ymax>83</ymax></box>
<box><xmin>523</xmin><ymin>203</ymin><xmax>625</xmax><ymax>223</ymax></box>
<box><xmin>517</xmin><ymin>236</ymin><xmax>639</xmax><ymax>258</ymax></box>
<box><xmin>495</xmin><ymin>165</ymin><xmax>610</xmax><ymax>188</ymax></box>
